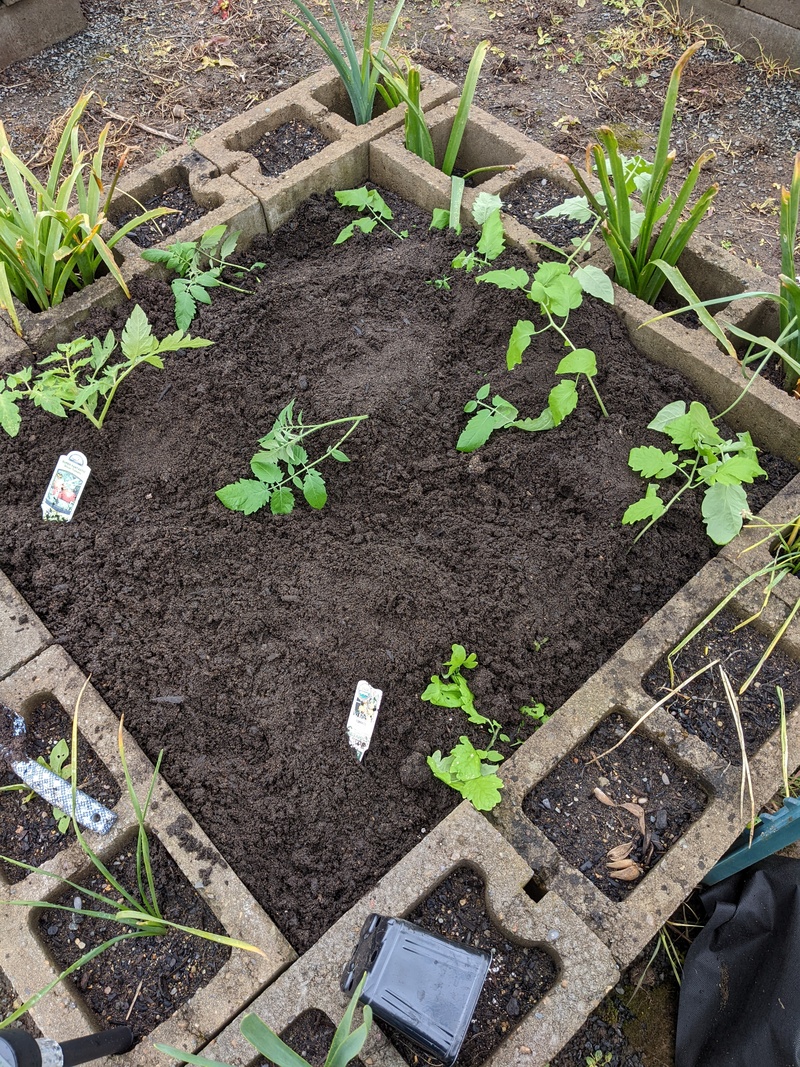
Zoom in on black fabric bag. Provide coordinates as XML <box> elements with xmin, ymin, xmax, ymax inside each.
<box><xmin>676</xmin><ymin>855</ymin><xmax>800</xmax><ymax>1067</ymax></box>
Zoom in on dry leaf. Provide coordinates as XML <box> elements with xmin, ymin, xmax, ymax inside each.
<box><xmin>609</xmin><ymin>864</ymin><xmax>642</xmax><ymax>881</ymax></box>
<box><xmin>607</xmin><ymin>841</ymin><xmax>633</xmax><ymax>861</ymax></box>
<box><xmin>593</xmin><ymin>787</ymin><xmax>615</xmax><ymax>806</ymax></box>
<box><xmin>607</xmin><ymin>857</ymin><xmax>638</xmax><ymax>871</ymax></box>
<box><xmin>620</xmin><ymin>802</ymin><xmax>647</xmax><ymax>834</ymax></box>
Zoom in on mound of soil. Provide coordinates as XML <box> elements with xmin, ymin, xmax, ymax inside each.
<box><xmin>0</xmin><ymin>189</ymin><xmax>795</xmax><ymax>953</ymax></box>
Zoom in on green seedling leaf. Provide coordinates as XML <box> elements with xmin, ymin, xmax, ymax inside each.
<box><xmin>702</xmin><ymin>482</ymin><xmax>748</xmax><ymax>545</ymax></box>
<box><xmin>556</xmin><ymin>347</ymin><xmax>597</xmax><ymax>377</ymax></box>
<box><xmin>648</xmin><ymin>400</ymin><xmax>687</xmax><ymax>432</ymax></box>
<box><xmin>430</xmin><ymin>208</ymin><xmax>451</xmax><ymax>230</ymax></box>
<box><xmin>335</xmin><ymin>188</ymin><xmax>370</xmax><ymax>210</ymax></box>
<box><xmin>216</xmin><ymin>479</ymin><xmax>271</xmax><ymax>515</ymax></box>
<box><xmin>476</xmin><ymin>210</ymin><xmax>505</xmax><ymax>263</ymax></box>
<box><xmin>456</xmin><ymin>408</ymin><xmax>503</xmax><ymax>452</ymax></box>
<box><xmin>573</xmin><ymin>264</ymin><xmax>614</xmax><ymax>304</ymax></box>
<box><xmin>459</xmin><ymin>770</ymin><xmax>504</xmax><ymax>811</ymax></box>
<box><xmin>250</xmin><ymin>455</ymin><xmax>283</xmax><ymax>483</ymax></box>
<box><xmin>472</xmin><ymin>192</ymin><xmax>503</xmax><ymax>224</ymax></box>
<box><xmin>622</xmin><ymin>483</ymin><xmax>666</xmax><ymax>526</ymax></box>
<box><xmin>507</xmin><ymin>319</ymin><xmax>537</xmax><ymax>370</ymax></box>
<box><xmin>476</xmin><ymin>383</ymin><xmax>491</xmax><ymax>401</ymax></box>
<box><xmin>421</xmin><ymin>677</ymin><xmax>464</xmax><ymax>707</ymax></box>
<box><xmin>477</xmin><ymin>267</ymin><xmax>529</xmax><ymax>291</ymax></box>
<box><xmin>546</xmin><ymin>379</ymin><xmax>579</xmax><ymax>425</ymax></box>
<box><xmin>302</xmin><ymin>470</ymin><xmax>327</xmax><ymax>509</ymax></box>
<box><xmin>334</xmin><ymin>187</ymin><xmax>407</xmax><ymax>244</ymax></box>
<box><xmin>0</xmin><ymin>385</ymin><xmax>22</xmax><ymax>437</ymax></box>
<box><xmin>443</xmin><ymin>643</ymin><xmax>477</xmax><ymax>675</ymax></box>
<box><xmin>270</xmin><ymin>486</ymin><xmax>295</xmax><ymax>515</ymax></box>
<box><xmin>628</xmin><ymin>445</ymin><xmax>679</xmax><ymax>479</ymax></box>
<box><xmin>541</xmin><ymin>194</ymin><xmax>594</xmax><ymax>222</ymax></box>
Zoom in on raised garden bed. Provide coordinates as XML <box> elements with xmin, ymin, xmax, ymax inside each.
<box><xmin>0</xmin><ymin>186</ymin><xmax>796</xmax><ymax>958</ymax></box>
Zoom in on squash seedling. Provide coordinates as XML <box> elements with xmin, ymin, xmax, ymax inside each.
<box><xmin>622</xmin><ymin>399</ymin><xmax>766</xmax><ymax>545</ymax></box>
<box><xmin>216</xmin><ymin>400</ymin><xmax>368</xmax><ymax>515</ymax></box>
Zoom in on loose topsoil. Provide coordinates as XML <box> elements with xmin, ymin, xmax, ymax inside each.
<box><xmin>0</xmin><ymin>189</ymin><xmax>796</xmax><ymax>953</ymax></box>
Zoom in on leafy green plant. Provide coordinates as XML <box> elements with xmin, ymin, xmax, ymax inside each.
<box><xmin>0</xmin><ymin>94</ymin><xmax>175</xmax><ymax>335</ymax></box>
<box><xmin>0</xmin><ymin>681</ymin><xmax>264</xmax><ymax>1030</ymax></box>
<box><xmin>333</xmin><ymin>187</ymin><xmax>409</xmax><ymax>243</ymax></box>
<box><xmin>457</xmin><ymin>348</ymin><xmax>605</xmax><ymax>452</ymax></box>
<box><xmin>442</xmin><ymin>191</ymin><xmax>506</xmax><ymax>269</ymax></box>
<box><xmin>519</xmin><ymin>701</ymin><xmax>550</xmax><ymax>728</ymax></box>
<box><xmin>141</xmin><ymin>225</ymin><xmax>265</xmax><ymax>330</ymax></box>
<box><xmin>426</xmin><ymin>274</ymin><xmax>452</xmax><ymax>291</ymax></box>
<box><xmin>216</xmin><ymin>400</ymin><xmax>368</xmax><ymax>515</ymax></box>
<box><xmin>585</xmin><ymin>1051</ymin><xmax>612</xmax><ymax>1066</ymax></box>
<box><xmin>287</xmin><ymin>0</ymin><xmax>406</xmax><ymax>125</ymax></box>
<box><xmin>557</xmin><ymin>42</ymin><xmax>718</xmax><ymax>306</ymax></box>
<box><xmin>157</xmin><ymin>975</ymin><xmax>371</xmax><ymax>1067</ymax></box>
<box><xmin>622</xmin><ymin>399</ymin><xmax>766</xmax><ymax>545</ymax></box>
<box><xmin>422</xmin><ymin>644</ymin><xmax>507</xmax><ymax>811</ymax></box>
<box><xmin>0</xmin><ymin>304</ymin><xmax>212</xmax><ymax>437</ymax></box>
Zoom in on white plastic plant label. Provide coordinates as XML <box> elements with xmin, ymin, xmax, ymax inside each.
<box><xmin>41</xmin><ymin>451</ymin><xmax>91</xmax><ymax>522</ymax></box>
<box><xmin>347</xmin><ymin>680</ymin><xmax>383</xmax><ymax>762</ymax></box>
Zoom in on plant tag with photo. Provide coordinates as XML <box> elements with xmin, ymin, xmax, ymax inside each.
<box><xmin>347</xmin><ymin>680</ymin><xmax>382</xmax><ymax>762</ymax></box>
<box><xmin>41</xmin><ymin>451</ymin><xmax>91</xmax><ymax>522</ymax></box>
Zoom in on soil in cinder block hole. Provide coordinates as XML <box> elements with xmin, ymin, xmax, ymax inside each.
<box><xmin>381</xmin><ymin>866</ymin><xmax>557</xmax><ymax>1067</ymax></box>
<box><xmin>502</xmin><ymin>174</ymin><xmax>594</xmax><ymax>250</ymax></box>
<box><xmin>117</xmin><ymin>184</ymin><xmax>208</xmax><ymax>248</ymax></box>
<box><xmin>643</xmin><ymin>607</ymin><xmax>800</xmax><ymax>763</ymax></box>
<box><xmin>36</xmin><ymin>834</ymin><xmax>230</xmax><ymax>1040</ymax></box>
<box><xmin>251</xmin><ymin>119</ymin><xmax>330</xmax><ymax>177</ymax></box>
<box><xmin>275</xmin><ymin>1010</ymin><xmax>365</xmax><ymax>1067</ymax></box>
<box><xmin>0</xmin><ymin>699</ymin><xmax>120</xmax><ymax>884</ymax></box>
<box><xmin>523</xmin><ymin>712</ymin><xmax>708</xmax><ymax>901</ymax></box>
<box><xmin>0</xmin><ymin>966</ymin><xmax>40</xmax><ymax>1035</ymax></box>
<box><xmin>0</xmin><ymin>187</ymin><xmax>796</xmax><ymax>953</ymax></box>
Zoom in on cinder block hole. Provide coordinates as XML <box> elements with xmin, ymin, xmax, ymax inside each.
<box><xmin>501</xmin><ymin>171</ymin><xmax>593</xmax><ymax>251</ymax></box>
<box><xmin>426</xmin><ymin>119</ymin><xmax>525</xmax><ymax>187</ymax></box>
<box><xmin>374</xmin><ymin>864</ymin><xmax>558</xmax><ymax>1067</ymax></box>
<box><xmin>522</xmin><ymin>874</ymin><xmax>547</xmax><ymax>903</ymax></box>
<box><xmin>523</xmin><ymin>711</ymin><xmax>708</xmax><ymax>902</ymax></box>
<box><xmin>113</xmin><ymin>178</ymin><xmax>210</xmax><ymax>249</ymax></box>
<box><xmin>0</xmin><ymin>696</ymin><xmax>120</xmax><ymax>885</ymax></box>
<box><xmin>311</xmin><ymin>80</ymin><xmax>391</xmax><ymax>124</ymax></box>
<box><xmin>278</xmin><ymin>1009</ymin><xmax>365</xmax><ymax>1067</ymax></box>
<box><xmin>31</xmin><ymin>829</ymin><xmax>231</xmax><ymax>1041</ymax></box>
<box><xmin>643</xmin><ymin>605</ymin><xmax>800</xmax><ymax>763</ymax></box>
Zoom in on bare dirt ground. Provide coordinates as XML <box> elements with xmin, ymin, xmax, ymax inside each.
<box><xmin>0</xmin><ymin>0</ymin><xmax>798</xmax><ymax>276</ymax></box>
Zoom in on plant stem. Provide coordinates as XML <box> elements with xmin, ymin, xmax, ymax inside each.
<box><xmin>547</xmin><ymin>311</ymin><xmax>609</xmax><ymax>417</ymax></box>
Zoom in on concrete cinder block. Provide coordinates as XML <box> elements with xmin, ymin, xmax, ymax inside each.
<box><xmin>0</xmin><ymin>571</ymin><xmax>51</xmax><ymax>681</ymax></box>
<box><xmin>0</xmin><ymin>319</ymin><xmax>34</xmax><ymax>374</ymax></box>
<box><xmin>746</xmin><ymin>0</ymin><xmax>800</xmax><ymax>30</ymax></box>
<box><xmin>202</xmin><ymin>803</ymin><xmax>618</xmax><ymax>1067</ymax></box>
<box><xmin>491</xmin><ymin>552</ymin><xmax>800</xmax><ymax>967</ymax></box>
<box><xmin>195</xmin><ymin>66</ymin><xmax>457</xmax><ymax>232</ymax></box>
<box><xmin>106</xmin><ymin>149</ymin><xmax>267</xmax><ymax>253</ymax></box>
<box><xmin>611</xmin><ymin>281</ymin><xmax>800</xmax><ymax>462</ymax></box>
<box><xmin>0</xmin><ymin>0</ymin><xmax>85</xmax><ymax>70</ymax></box>
<box><xmin>0</xmin><ymin>646</ymin><xmax>296</xmax><ymax>1063</ymax></box>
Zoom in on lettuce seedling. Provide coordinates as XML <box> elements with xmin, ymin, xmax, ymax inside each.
<box><xmin>623</xmin><ymin>400</ymin><xmax>767</xmax><ymax>545</ymax></box>
<box><xmin>216</xmin><ymin>400</ymin><xmax>368</xmax><ymax>516</ymax></box>
<box><xmin>457</xmin><ymin>347</ymin><xmax>604</xmax><ymax>452</ymax></box>
<box><xmin>0</xmin><ymin>304</ymin><xmax>212</xmax><ymax>436</ymax></box>
<box><xmin>334</xmin><ymin>188</ymin><xmax>408</xmax><ymax>243</ymax></box>
<box><xmin>422</xmin><ymin>644</ymin><xmax>509</xmax><ymax>811</ymax></box>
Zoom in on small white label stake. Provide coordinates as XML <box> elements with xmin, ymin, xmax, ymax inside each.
<box><xmin>347</xmin><ymin>680</ymin><xmax>383</xmax><ymax>762</ymax></box>
<box><xmin>41</xmin><ymin>451</ymin><xmax>91</xmax><ymax>522</ymax></box>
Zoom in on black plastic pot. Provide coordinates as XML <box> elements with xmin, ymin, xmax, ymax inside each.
<box><xmin>341</xmin><ymin>913</ymin><xmax>491</xmax><ymax>1066</ymax></box>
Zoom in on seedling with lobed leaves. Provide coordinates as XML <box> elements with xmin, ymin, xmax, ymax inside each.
<box><xmin>457</xmin><ymin>347</ymin><xmax>604</xmax><ymax>452</ymax></box>
<box><xmin>216</xmin><ymin>401</ymin><xmax>368</xmax><ymax>516</ymax></box>
<box><xmin>622</xmin><ymin>399</ymin><xmax>766</xmax><ymax>545</ymax></box>
<box><xmin>422</xmin><ymin>644</ymin><xmax>507</xmax><ymax>811</ymax></box>
<box><xmin>439</xmin><ymin>191</ymin><xmax>506</xmax><ymax>271</ymax></box>
<box><xmin>142</xmin><ymin>225</ymin><xmax>265</xmax><ymax>330</ymax></box>
<box><xmin>0</xmin><ymin>304</ymin><xmax>212</xmax><ymax>437</ymax></box>
<box><xmin>334</xmin><ymin>187</ymin><xmax>408</xmax><ymax>244</ymax></box>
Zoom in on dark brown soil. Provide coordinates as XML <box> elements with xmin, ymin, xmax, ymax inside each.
<box><xmin>0</xmin><ymin>699</ymin><xmax>121</xmax><ymax>884</ymax></box>
<box><xmin>118</xmin><ymin>184</ymin><xmax>209</xmax><ymax>249</ymax></box>
<box><xmin>276</xmin><ymin>1010</ymin><xmax>355</xmax><ymax>1067</ymax></box>
<box><xmin>523</xmin><ymin>712</ymin><xmax>708</xmax><ymax>901</ymax></box>
<box><xmin>643</xmin><ymin>607</ymin><xmax>800</xmax><ymax>762</ymax></box>
<box><xmin>36</xmin><ymin>834</ymin><xmax>230</xmax><ymax>1040</ymax></box>
<box><xmin>383</xmin><ymin>866</ymin><xmax>557</xmax><ymax>1067</ymax></box>
<box><xmin>0</xmin><ymin>189</ymin><xmax>795</xmax><ymax>954</ymax></box>
<box><xmin>252</xmin><ymin>119</ymin><xmax>330</xmax><ymax>177</ymax></box>
<box><xmin>503</xmin><ymin>175</ymin><xmax>595</xmax><ymax>251</ymax></box>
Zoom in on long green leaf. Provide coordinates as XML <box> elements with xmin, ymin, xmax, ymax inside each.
<box><xmin>442</xmin><ymin>40</ymin><xmax>489</xmax><ymax>176</ymax></box>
